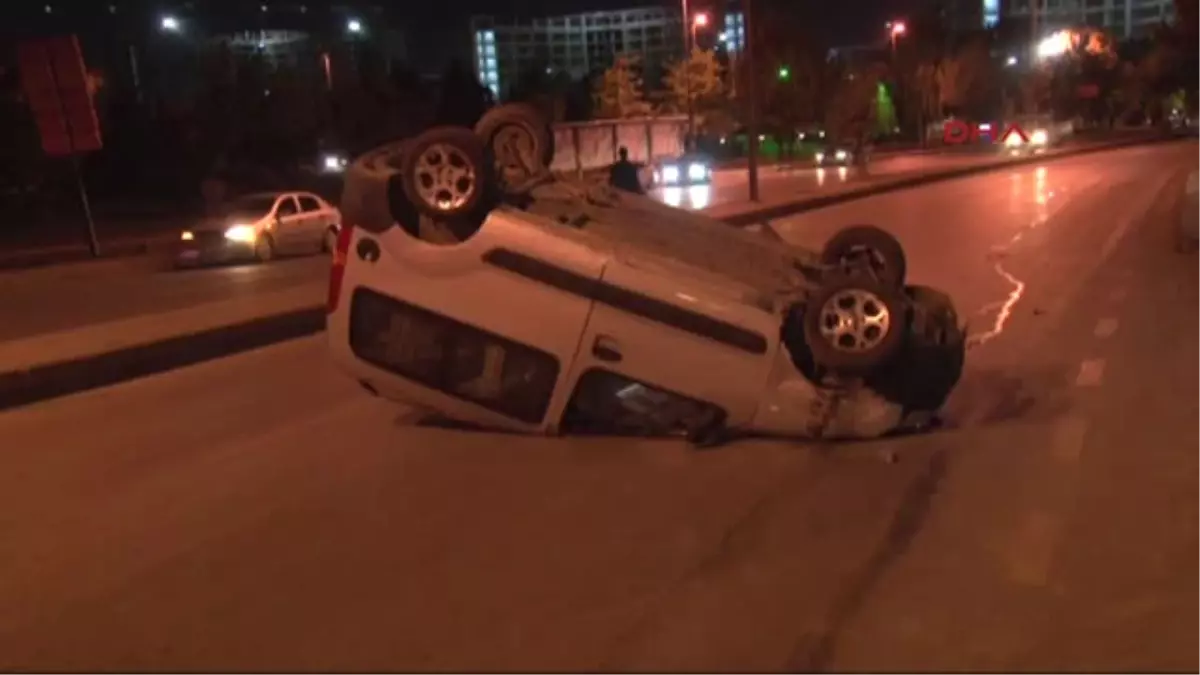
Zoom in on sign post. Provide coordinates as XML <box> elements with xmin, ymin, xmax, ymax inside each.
<box><xmin>17</xmin><ymin>35</ymin><xmax>104</xmax><ymax>257</ymax></box>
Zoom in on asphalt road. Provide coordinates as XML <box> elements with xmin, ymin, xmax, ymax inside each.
<box><xmin>0</xmin><ymin>254</ymin><xmax>330</xmax><ymax>342</ymax></box>
<box><xmin>651</xmin><ymin>149</ymin><xmax>998</xmax><ymax>211</ymax></box>
<box><xmin>0</xmin><ymin>142</ymin><xmax>1195</xmax><ymax>671</ymax></box>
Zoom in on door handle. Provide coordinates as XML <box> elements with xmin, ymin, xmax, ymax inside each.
<box><xmin>592</xmin><ymin>335</ymin><xmax>622</xmax><ymax>363</ymax></box>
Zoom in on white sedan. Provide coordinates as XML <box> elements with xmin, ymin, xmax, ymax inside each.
<box><xmin>177</xmin><ymin>191</ymin><xmax>342</xmax><ymax>266</ymax></box>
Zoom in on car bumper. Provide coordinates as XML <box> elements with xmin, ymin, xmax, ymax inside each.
<box><xmin>657</xmin><ymin>177</ymin><xmax>712</xmax><ymax>187</ymax></box>
<box><xmin>174</xmin><ymin>241</ymin><xmax>256</xmax><ymax>266</ymax></box>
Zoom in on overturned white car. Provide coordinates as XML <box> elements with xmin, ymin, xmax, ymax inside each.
<box><xmin>326</xmin><ymin>104</ymin><xmax>966</xmax><ymax>445</ymax></box>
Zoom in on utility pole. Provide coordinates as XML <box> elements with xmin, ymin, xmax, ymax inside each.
<box><xmin>744</xmin><ymin>0</ymin><xmax>759</xmax><ymax>202</ymax></box>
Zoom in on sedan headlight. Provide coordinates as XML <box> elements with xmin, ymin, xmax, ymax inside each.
<box><xmin>661</xmin><ymin>165</ymin><xmax>680</xmax><ymax>184</ymax></box>
<box><xmin>180</xmin><ymin>231</ymin><xmax>194</xmax><ymax>241</ymax></box>
<box><xmin>835</xmin><ymin>149</ymin><xmax>848</xmax><ymax>161</ymax></box>
<box><xmin>224</xmin><ymin>224</ymin><xmax>257</xmax><ymax>243</ymax></box>
<box><xmin>1005</xmin><ymin>132</ymin><xmax>1024</xmax><ymax>147</ymax></box>
<box><xmin>1030</xmin><ymin>129</ymin><xmax>1048</xmax><ymax>145</ymax></box>
<box><xmin>687</xmin><ymin>162</ymin><xmax>708</xmax><ymax>181</ymax></box>
<box><xmin>814</xmin><ymin>152</ymin><xmax>825</xmax><ymax>163</ymax></box>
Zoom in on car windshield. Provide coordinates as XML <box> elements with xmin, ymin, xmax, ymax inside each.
<box><xmin>221</xmin><ymin>195</ymin><xmax>276</xmax><ymax>216</ymax></box>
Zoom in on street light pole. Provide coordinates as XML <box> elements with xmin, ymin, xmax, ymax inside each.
<box><xmin>744</xmin><ymin>0</ymin><xmax>759</xmax><ymax>202</ymax></box>
<box><xmin>681</xmin><ymin>0</ymin><xmax>693</xmax><ymax>149</ymax></box>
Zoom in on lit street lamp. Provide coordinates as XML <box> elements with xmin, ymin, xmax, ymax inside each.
<box><xmin>160</xmin><ymin>15</ymin><xmax>181</xmax><ymax>32</ymax></box>
<box><xmin>1037</xmin><ymin>30</ymin><xmax>1071</xmax><ymax>59</ymax></box>
<box><xmin>347</xmin><ymin>18</ymin><xmax>363</xmax><ymax>34</ymax></box>
<box><xmin>887</xmin><ymin>20</ymin><xmax>906</xmax><ymax>56</ymax></box>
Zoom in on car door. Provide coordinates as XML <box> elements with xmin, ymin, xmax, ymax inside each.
<box><xmin>271</xmin><ymin>195</ymin><xmax>304</xmax><ymax>253</ymax></box>
<box><xmin>296</xmin><ymin>194</ymin><xmax>330</xmax><ymax>250</ymax></box>
<box><xmin>560</xmin><ymin>255</ymin><xmax>779</xmax><ymax>433</ymax></box>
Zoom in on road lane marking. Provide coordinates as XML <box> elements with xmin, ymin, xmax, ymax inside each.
<box><xmin>1005</xmin><ymin>416</ymin><xmax>1088</xmax><ymax>587</ymax></box>
<box><xmin>1074</xmin><ymin>359</ymin><xmax>1106</xmax><ymax>387</ymax></box>
<box><xmin>1093</xmin><ymin>318</ymin><xmax>1119</xmax><ymax>338</ymax></box>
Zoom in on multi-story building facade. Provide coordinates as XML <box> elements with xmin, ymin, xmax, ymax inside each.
<box><xmin>470</xmin><ymin>6</ymin><xmax>688</xmax><ymax>99</ymax></box>
<box><xmin>941</xmin><ymin>0</ymin><xmax>1177</xmax><ymax>39</ymax></box>
<box><xmin>4</xmin><ymin>0</ymin><xmax>403</xmax><ymax>102</ymax></box>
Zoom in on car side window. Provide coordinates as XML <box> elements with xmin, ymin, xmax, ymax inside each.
<box><xmin>275</xmin><ymin>197</ymin><xmax>299</xmax><ymax>217</ymax></box>
<box><xmin>560</xmin><ymin>368</ymin><xmax>726</xmax><ymax>437</ymax></box>
<box><xmin>348</xmin><ymin>288</ymin><xmax>561</xmax><ymax>424</ymax></box>
<box><xmin>298</xmin><ymin>195</ymin><xmax>322</xmax><ymax>213</ymax></box>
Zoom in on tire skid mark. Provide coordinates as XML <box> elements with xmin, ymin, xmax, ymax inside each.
<box><xmin>786</xmin><ymin>448</ymin><xmax>950</xmax><ymax>672</ymax></box>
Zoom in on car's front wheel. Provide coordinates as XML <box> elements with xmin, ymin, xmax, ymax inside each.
<box><xmin>254</xmin><ymin>234</ymin><xmax>275</xmax><ymax>262</ymax></box>
<box><xmin>802</xmin><ymin>272</ymin><xmax>908</xmax><ymax>377</ymax></box>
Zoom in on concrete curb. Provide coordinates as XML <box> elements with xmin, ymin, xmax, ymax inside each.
<box><xmin>720</xmin><ymin>134</ymin><xmax>1191</xmax><ymax>227</ymax></box>
<box><xmin>0</xmin><ymin>133</ymin><xmax>1187</xmax><ymax>412</ymax></box>
<box><xmin>0</xmin><ymin>307</ymin><xmax>325</xmax><ymax>412</ymax></box>
<box><xmin>1177</xmin><ymin>169</ymin><xmax>1199</xmax><ymax>251</ymax></box>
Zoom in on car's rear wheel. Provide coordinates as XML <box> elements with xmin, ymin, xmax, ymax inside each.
<box><xmin>802</xmin><ymin>272</ymin><xmax>908</xmax><ymax>376</ymax></box>
<box><xmin>820</xmin><ymin>224</ymin><xmax>907</xmax><ymax>287</ymax></box>
<box><xmin>254</xmin><ymin>234</ymin><xmax>275</xmax><ymax>262</ymax></box>
<box><xmin>474</xmin><ymin>103</ymin><xmax>554</xmax><ymax>192</ymax></box>
<box><xmin>400</xmin><ymin>127</ymin><xmax>492</xmax><ymax>219</ymax></box>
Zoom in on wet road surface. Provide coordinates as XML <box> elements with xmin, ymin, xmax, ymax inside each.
<box><xmin>0</xmin><ymin>143</ymin><xmax>1195</xmax><ymax>670</ymax></box>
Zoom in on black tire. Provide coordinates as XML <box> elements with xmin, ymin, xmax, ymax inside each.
<box><xmin>254</xmin><ymin>234</ymin><xmax>275</xmax><ymax>262</ymax></box>
<box><xmin>865</xmin><ymin>285</ymin><xmax>966</xmax><ymax>411</ymax></box>
<box><xmin>820</xmin><ymin>224</ymin><xmax>907</xmax><ymax>287</ymax></box>
<box><xmin>473</xmin><ymin>103</ymin><xmax>555</xmax><ymax>189</ymax></box>
<box><xmin>802</xmin><ymin>272</ymin><xmax>908</xmax><ymax>376</ymax></box>
<box><xmin>400</xmin><ymin>126</ymin><xmax>491</xmax><ymax>219</ymax></box>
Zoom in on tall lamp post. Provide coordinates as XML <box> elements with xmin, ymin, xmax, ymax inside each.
<box><xmin>682</xmin><ymin>10</ymin><xmax>709</xmax><ymax>149</ymax></box>
<box><xmin>744</xmin><ymin>0</ymin><xmax>759</xmax><ymax>202</ymax></box>
<box><xmin>886</xmin><ymin>21</ymin><xmax>909</xmax><ymax>142</ymax></box>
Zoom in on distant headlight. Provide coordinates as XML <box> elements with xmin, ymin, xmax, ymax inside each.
<box><xmin>224</xmin><ymin>224</ymin><xmax>257</xmax><ymax>243</ymax></box>
<box><xmin>814</xmin><ymin>152</ymin><xmax>825</xmax><ymax>163</ymax></box>
<box><xmin>662</xmin><ymin>165</ymin><xmax>680</xmax><ymax>184</ymax></box>
<box><xmin>180</xmin><ymin>231</ymin><xmax>194</xmax><ymax>241</ymax></box>
<box><xmin>1030</xmin><ymin>129</ymin><xmax>1048</xmax><ymax>145</ymax></box>
<box><xmin>1005</xmin><ymin>132</ymin><xmax>1024</xmax><ymax>147</ymax></box>
<box><xmin>835</xmin><ymin>149</ymin><xmax>848</xmax><ymax>160</ymax></box>
<box><xmin>687</xmin><ymin>162</ymin><xmax>708</xmax><ymax>180</ymax></box>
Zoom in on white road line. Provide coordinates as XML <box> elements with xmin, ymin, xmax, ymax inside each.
<box><xmin>1005</xmin><ymin>416</ymin><xmax>1089</xmax><ymax>587</ymax></box>
<box><xmin>1075</xmin><ymin>359</ymin><xmax>1107</xmax><ymax>387</ymax></box>
<box><xmin>1093</xmin><ymin>318</ymin><xmax>1119</xmax><ymax>338</ymax></box>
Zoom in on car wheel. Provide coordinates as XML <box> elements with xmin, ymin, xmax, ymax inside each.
<box><xmin>400</xmin><ymin>127</ymin><xmax>492</xmax><ymax>219</ymax></box>
<box><xmin>820</xmin><ymin>224</ymin><xmax>907</xmax><ymax>287</ymax></box>
<box><xmin>254</xmin><ymin>234</ymin><xmax>275</xmax><ymax>262</ymax></box>
<box><xmin>864</xmin><ymin>285</ymin><xmax>966</xmax><ymax>411</ymax></box>
<box><xmin>474</xmin><ymin>103</ymin><xmax>555</xmax><ymax>190</ymax></box>
<box><xmin>802</xmin><ymin>272</ymin><xmax>908</xmax><ymax>376</ymax></box>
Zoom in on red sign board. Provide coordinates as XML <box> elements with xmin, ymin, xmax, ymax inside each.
<box><xmin>17</xmin><ymin>36</ymin><xmax>103</xmax><ymax>156</ymax></box>
<box><xmin>942</xmin><ymin>120</ymin><xmax>1029</xmax><ymax>145</ymax></box>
